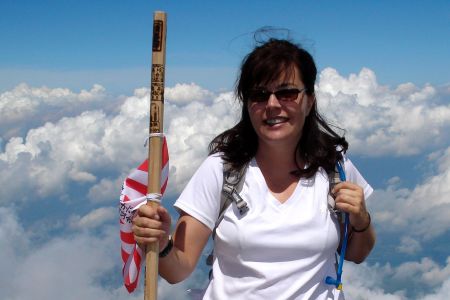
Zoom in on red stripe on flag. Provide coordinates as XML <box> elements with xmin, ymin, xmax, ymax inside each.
<box><xmin>137</xmin><ymin>159</ymin><xmax>148</xmax><ymax>172</ymax></box>
<box><xmin>161</xmin><ymin>179</ymin><xmax>168</xmax><ymax>195</ymax></box>
<box><xmin>120</xmin><ymin>230</ymin><xmax>136</xmax><ymax>244</ymax></box>
<box><xmin>125</xmin><ymin>178</ymin><xmax>147</xmax><ymax>195</ymax></box>
<box><xmin>133</xmin><ymin>247</ymin><xmax>142</xmax><ymax>267</ymax></box>
<box><xmin>125</xmin><ymin>275</ymin><xmax>139</xmax><ymax>293</ymax></box>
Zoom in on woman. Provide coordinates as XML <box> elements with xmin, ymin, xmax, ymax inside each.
<box><xmin>132</xmin><ymin>38</ymin><xmax>376</xmax><ymax>299</ymax></box>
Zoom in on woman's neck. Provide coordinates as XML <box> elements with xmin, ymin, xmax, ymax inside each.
<box><xmin>255</xmin><ymin>142</ymin><xmax>302</xmax><ymax>202</ymax></box>
<box><xmin>255</xmin><ymin>142</ymin><xmax>301</xmax><ymax>175</ymax></box>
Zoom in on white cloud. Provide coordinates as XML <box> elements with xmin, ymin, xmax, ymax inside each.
<box><xmin>421</xmin><ymin>278</ymin><xmax>450</xmax><ymax>300</ymax></box>
<box><xmin>0</xmin><ymin>83</ymin><xmax>115</xmax><ymax>144</ymax></box>
<box><xmin>0</xmin><ymin>83</ymin><xmax>106</xmax><ymax>123</ymax></box>
<box><xmin>392</xmin><ymin>257</ymin><xmax>450</xmax><ymax>288</ymax></box>
<box><xmin>69</xmin><ymin>207</ymin><xmax>117</xmax><ymax>229</ymax></box>
<box><xmin>0</xmin><ymin>207</ymin><xmax>210</xmax><ymax>300</ymax></box>
<box><xmin>0</xmin><ymin>213</ymin><xmax>128</xmax><ymax>300</ymax></box>
<box><xmin>1</xmin><ymin>78</ymin><xmax>449</xmax><ymax>240</ymax></box>
<box><xmin>164</xmin><ymin>90</ymin><xmax>239</xmax><ymax>195</ymax></box>
<box><xmin>396</xmin><ymin>236</ymin><xmax>422</xmax><ymax>255</ymax></box>
<box><xmin>1</xmin><ymin>75</ymin><xmax>450</xmax><ymax>299</ymax></box>
<box><xmin>0</xmin><ymin>110</ymin><xmax>112</xmax><ymax>201</ymax></box>
<box><xmin>2</xmin><ymin>206</ymin><xmax>449</xmax><ymax>300</ymax></box>
<box><xmin>165</xmin><ymin>82</ymin><xmax>214</xmax><ymax>105</ymax></box>
<box><xmin>88</xmin><ymin>176</ymin><xmax>126</xmax><ymax>203</ymax></box>
<box><xmin>343</xmin><ymin>256</ymin><xmax>450</xmax><ymax>300</ymax></box>
<box><xmin>317</xmin><ymin>68</ymin><xmax>450</xmax><ymax>156</ymax></box>
<box><xmin>370</xmin><ymin>145</ymin><xmax>450</xmax><ymax>240</ymax></box>
<box><xmin>0</xmin><ymin>83</ymin><xmax>239</xmax><ymax>205</ymax></box>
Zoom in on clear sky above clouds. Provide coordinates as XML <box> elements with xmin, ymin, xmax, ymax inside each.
<box><xmin>1</xmin><ymin>1</ymin><xmax>450</xmax><ymax>299</ymax></box>
<box><xmin>1</xmin><ymin>0</ymin><xmax>449</xmax><ymax>94</ymax></box>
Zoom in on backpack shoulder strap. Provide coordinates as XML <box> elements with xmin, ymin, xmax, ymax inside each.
<box><xmin>211</xmin><ymin>162</ymin><xmax>249</xmax><ymax>240</ymax></box>
<box><xmin>221</xmin><ymin>162</ymin><xmax>249</xmax><ymax>214</ymax></box>
<box><xmin>328</xmin><ymin>160</ymin><xmax>345</xmax><ymax>223</ymax></box>
<box><xmin>207</xmin><ymin>162</ymin><xmax>248</xmax><ymax>268</ymax></box>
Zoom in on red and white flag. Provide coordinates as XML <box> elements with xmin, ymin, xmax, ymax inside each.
<box><xmin>119</xmin><ymin>138</ymin><xmax>169</xmax><ymax>293</ymax></box>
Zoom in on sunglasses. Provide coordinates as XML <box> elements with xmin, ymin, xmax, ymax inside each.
<box><xmin>248</xmin><ymin>87</ymin><xmax>307</xmax><ymax>103</ymax></box>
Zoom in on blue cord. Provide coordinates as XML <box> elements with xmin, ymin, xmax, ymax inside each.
<box><xmin>325</xmin><ymin>161</ymin><xmax>349</xmax><ymax>290</ymax></box>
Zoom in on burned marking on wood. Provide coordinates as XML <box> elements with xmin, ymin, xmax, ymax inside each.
<box><xmin>152</xmin><ymin>20</ymin><xmax>163</xmax><ymax>52</ymax></box>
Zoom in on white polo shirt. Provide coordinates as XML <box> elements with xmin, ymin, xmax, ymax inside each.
<box><xmin>174</xmin><ymin>154</ymin><xmax>373</xmax><ymax>300</ymax></box>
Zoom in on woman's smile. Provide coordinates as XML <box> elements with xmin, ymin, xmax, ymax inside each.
<box><xmin>264</xmin><ymin>116</ymin><xmax>289</xmax><ymax>126</ymax></box>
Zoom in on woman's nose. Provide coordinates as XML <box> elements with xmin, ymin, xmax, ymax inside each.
<box><xmin>266</xmin><ymin>93</ymin><xmax>281</xmax><ymax>108</ymax></box>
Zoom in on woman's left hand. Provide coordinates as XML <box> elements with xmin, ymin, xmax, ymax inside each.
<box><xmin>332</xmin><ymin>182</ymin><xmax>370</xmax><ymax>231</ymax></box>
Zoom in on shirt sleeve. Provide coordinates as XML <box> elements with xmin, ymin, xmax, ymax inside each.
<box><xmin>173</xmin><ymin>154</ymin><xmax>223</xmax><ymax>231</ymax></box>
<box><xmin>343</xmin><ymin>156</ymin><xmax>374</xmax><ymax>201</ymax></box>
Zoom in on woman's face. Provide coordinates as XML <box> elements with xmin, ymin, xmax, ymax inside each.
<box><xmin>247</xmin><ymin>66</ymin><xmax>314</xmax><ymax>149</ymax></box>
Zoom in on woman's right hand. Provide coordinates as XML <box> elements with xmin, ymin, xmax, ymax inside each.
<box><xmin>132</xmin><ymin>205</ymin><xmax>172</xmax><ymax>252</ymax></box>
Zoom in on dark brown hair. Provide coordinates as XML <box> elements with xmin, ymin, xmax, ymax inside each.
<box><xmin>209</xmin><ymin>38</ymin><xmax>348</xmax><ymax>177</ymax></box>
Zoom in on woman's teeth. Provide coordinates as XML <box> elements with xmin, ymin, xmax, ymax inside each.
<box><xmin>265</xmin><ymin>117</ymin><xmax>287</xmax><ymax>125</ymax></box>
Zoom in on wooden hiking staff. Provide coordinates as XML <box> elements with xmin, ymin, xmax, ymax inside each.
<box><xmin>145</xmin><ymin>11</ymin><xmax>167</xmax><ymax>300</ymax></box>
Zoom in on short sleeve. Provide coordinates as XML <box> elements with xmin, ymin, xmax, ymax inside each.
<box><xmin>343</xmin><ymin>156</ymin><xmax>374</xmax><ymax>200</ymax></box>
<box><xmin>173</xmin><ymin>154</ymin><xmax>224</xmax><ymax>231</ymax></box>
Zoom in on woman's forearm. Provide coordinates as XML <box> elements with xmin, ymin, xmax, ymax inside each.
<box><xmin>159</xmin><ymin>245</ymin><xmax>196</xmax><ymax>284</ymax></box>
<box><xmin>158</xmin><ymin>214</ymin><xmax>211</xmax><ymax>284</ymax></box>
<box><xmin>345</xmin><ymin>225</ymin><xmax>376</xmax><ymax>264</ymax></box>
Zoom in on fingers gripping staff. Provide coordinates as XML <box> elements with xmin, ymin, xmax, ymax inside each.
<box><xmin>325</xmin><ymin>161</ymin><xmax>349</xmax><ymax>291</ymax></box>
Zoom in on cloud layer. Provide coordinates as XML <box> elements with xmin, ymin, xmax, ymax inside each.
<box><xmin>317</xmin><ymin>68</ymin><xmax>450</xmax><ymax>156</ymax></box>
<box><xmin>0</xmin><ymin>67</ymin><xmax>449</xmax><ymax>299</ymax></box>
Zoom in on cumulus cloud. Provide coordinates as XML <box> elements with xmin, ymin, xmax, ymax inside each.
<box><xmin>0</xmin><ymin>207</ymin><xmax>130</xmax><ymax>300</ymax></box>
<box><xmin>87</xmin><ymin>176</ymin><xmax>126</xmax><ymax>203</ymax></box>
<box><xmin>343</xmin><ymin>257</ymin><xmax>450</xmax><ymax>300</ymax></box>
<box><xmin>370</xmin><ymin>145</ymin><xmax>450</xmax><ymax>240</ymax></box>
<box><xmin>0</xmin><ymin>207</ymin><xmax>209</xmax><ymax>300</ymax></box>
<box><xmin>0</xmin><ymin>73</ymin><xmax>450</xmax><ymax>205</ymax></box>
<box><xmin>1</xmin><ymin>73</ymin><xmax>449</xmax><ymax>299</ymax></box>
<box><xmin>69</xmin><ymin>207</ymin><xmax>117</xmax><ymax>229</ymax></box>
<box><xmin>396</xmin><ymin>236</ymin><xmax>423</xmax><ymax>255</ymax></box>
<box><xmin>317</xmin><ymin>68</ymin><xmax>450</xmax><ymax>156</ymax></box>
<box><xmin>0</xmin><ymin>83</ymin><xmax>114</xmax><ymax>141</ymax></box>
<box><xmin>1</xmin><ymin>207</ymin><xmax>450</xmax><ymax>300</ymax></box>
<box><xmin>0</xmin><ymin>83</ymin><xmax>238</xmax><ymax>204</ymax></box>
<box><xmin>392</xmin><ymin>257</ymin><xmax>450</xmax><ymax>288</ymax></box>
<box><xmin>165</xmin><ymin>82</ymin><xmax>214</xmax><ymax>105</ymax></box>
<box><xmin>0</xmin><ymin>110</ymin><xmax>113</xmax><ymax>201</ymax></box>
<box><xmin>0</xmin><ymin>83</ymin><xmax>106</xmax><ymax>122</ymax></box>
<box><xmin>1</xmin><ymin>77</ymin><xmax>449</xmax><ymax>236</ymax></box>
<box><xmin>164</xmin><ymin>90</ymin><xmax>239</xmax><ymax>194</ymax></box>
<box><xmin>421</xmin><ymin>278</ymin><xmax>450</xmax><ymax>300</ymax></box>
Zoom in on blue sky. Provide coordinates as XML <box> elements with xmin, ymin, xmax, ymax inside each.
<box><xmin>1</xmin><ymin>1</ymin><xmax>450</xmax><ymax>299</ymax></box>
<box><xmin>2</xmin><ymin>0</ymin><xmax>449</xmax><ymax>93</ymax></box>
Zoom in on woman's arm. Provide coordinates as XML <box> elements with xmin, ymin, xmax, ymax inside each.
<box><xmin>333</xmin><ymin>182</ymin><xmax>376</xmax><ymax>263</ymax></box>
<box><xmin>344</xmin><ymin>221</ymin><xmax>376</xmax><ymax>263</ymax></box>
<box><xmin>159</xmin><ymin>212</ymin><xmax>211</xmax><ymax>283</ymax></box>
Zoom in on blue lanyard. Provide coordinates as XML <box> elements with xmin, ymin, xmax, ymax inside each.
<box><xmin>325</xmin><ymin>161</ymin><xmax>349</xmax><ymax>290</ymax></box>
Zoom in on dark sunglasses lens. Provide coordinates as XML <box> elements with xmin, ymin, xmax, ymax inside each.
<box><xmin>249</xmin><ymin>90</ymin><xmax>270</xmax><ymax>102</ymax></box>
<box><xmin>274</xmin><ymin>89</ymin><xmax>299</xmax><ymax>101</ymax></box>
